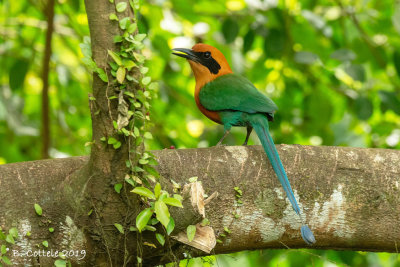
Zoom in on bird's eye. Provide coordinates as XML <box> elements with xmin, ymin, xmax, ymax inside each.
<box><xmin>204</xmin><ymin>51</ymin><xmax>211</xmax><ymax>59</ymax></box>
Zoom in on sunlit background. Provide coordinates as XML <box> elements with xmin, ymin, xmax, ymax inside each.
<box><xmin>1</xmin><ymin>0</ymin><xmax>400</xmax><ymax>265</ymax></box>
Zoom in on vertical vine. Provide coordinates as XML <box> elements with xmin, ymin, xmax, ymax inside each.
<box><xmin>82</xmin><ymin>0</ymin><xmax>183</xmax><ymax>265</ymax></box>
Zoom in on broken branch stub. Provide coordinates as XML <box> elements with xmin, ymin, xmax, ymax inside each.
<box><xmin>171</xmin><ymin>181</ymin><xmax>217</xmax><ymax>253</ymax></box>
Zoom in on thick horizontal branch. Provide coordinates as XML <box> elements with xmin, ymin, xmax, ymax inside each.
<box><xmin>1</xmin><ymin>145</ymin><xmax>400</xmax><ymax>265</ymax></box>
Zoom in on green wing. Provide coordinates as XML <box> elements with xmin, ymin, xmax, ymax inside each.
<box><xmin>199</xmin><ymin>73</ymin><xmax>278</xmax><ymax>115</ymax></box>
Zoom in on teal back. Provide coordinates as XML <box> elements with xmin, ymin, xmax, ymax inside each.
<box><xmin>199</xmin><ymin>73</ymin><xmax>278</xmax><ymax>116</ymax></box>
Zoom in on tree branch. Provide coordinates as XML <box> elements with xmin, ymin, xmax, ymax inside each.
<box><xmin>1</xmin><ymin>145</ymin><xmax>399</xmax><ymax>265</ymax></box>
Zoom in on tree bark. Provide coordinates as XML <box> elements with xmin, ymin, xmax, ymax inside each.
<box><xmin>1</xmin><ymin>145</ymin><xmax>400</xmax><ymax>265</ymax></box>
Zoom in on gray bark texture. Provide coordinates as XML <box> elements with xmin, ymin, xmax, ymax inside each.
<box><xmin>0</xmin><ymin>145</ymin><xmax>400</xmax><ymax>266</ymax></box>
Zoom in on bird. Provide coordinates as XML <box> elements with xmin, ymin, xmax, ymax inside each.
<box><xmin>172</xmin><ymin>43</ymin><xmax>315</xmax><ymax>245</ymax></box>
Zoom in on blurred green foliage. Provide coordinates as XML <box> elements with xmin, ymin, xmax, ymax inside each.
<box><xmin>1</xmin><ymin>0</ymin><xmax>400</xmax><ymax>265</ymax></box>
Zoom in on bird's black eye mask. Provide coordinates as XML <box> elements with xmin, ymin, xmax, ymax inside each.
<box><xmin>172</xmin><ymin>48</ymin><xmax>221</xmax><ymax>75</ymax></box>
<box><xmin>193</xmin><ymin>51</ymin><xmax>221</xmax><ymax>75</ymax></box>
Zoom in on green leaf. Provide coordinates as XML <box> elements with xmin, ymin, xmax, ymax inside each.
<box><xmin>112</xmin><ymin>120</ymin><xmax>118</xmax><ymax>129</ymax></box>
<box><xmin>154</xmin><ymin>183</ymin><xmax>161</xmax><ymax>198</ymax></box>
<box><xmin>42</xmin><ymin>240</ymin><xmax>48</xmax><ymax>248</ymax></box>
<box><xmin>130</xmin><ymin>0</ymin><xmax>140</xmax><ymax>9</ymax></box>
<box><xmin>1</xmin><ymin>244</ymin><xmax>7</xmax><ymax>254</ymax></box>
<box><xmin>125</xmin><ymin>177</ymin><xmax>136</xmax><ymax>187</ymax></box>
<box><xmin>121</xmin><ymin>128</ymin><xmax>130</xmax><ymax>136</ymax></box>
<box><xmin>128</xmin><ymin>23</ymin><xmax>137</xmax><ymax>34</ymax></box>
<box><xmin>114</xmin><ymin>223</ymin><xmax>124</xmax><ymax>234</ymax></box>
<box><xmin>144</xmin><ymin>225</ymin><xmax>156</xmax><ymax>231</ymax></box>
<box><xmin>187</xmin><ymin>225</ymin><xmax>196</xmax><ymax>242</ymax></box>
<box><xmin>107</xmin><ymin>137</ymin><xmax>117</xmax><ymax>144</ymax></box>
<box><xmin>9</xmin><ymin>59</ymin><xmax>29</xmax><ymax>91</ymax></box>
<box><xmin>136</xmin><ymin>208</ymin><xmax>153</xmax><ymax>232</ymax></box>
<box><xmin>54</xmin><ymin>259</ymin><xmax>67</xmax><ymax>267</ymax></box>
<box><xmin>119</xmin><ymin>17</ymin><xmax>130</xmax><ymax>30</ymax></box>
<box><xmin>140</xmin><ymin>67</ymin><xmax>149</xmax><ymax>74</ymax></box>
<box><xmin>155</xmin><ymin>200</ymin><xmax>170</xmax><ymax>227</ymax></box>
<box><xmin>162</xmin><ymin>198</ymin><xmax>183</xmax><ymax>208</ymax></box>
<box><xmin>224</xmin><ymin>226</ymin><xmax>231</xmax><ymax>234</ymax></box>
<box><xmin>148</xmin><ymin>82</ymin><xmax>158</xmax><ymax>91</ymax></box>
<box><xmin>96</xmin><ymin>68</ymin><xmax>109</xmax><ymax>82</ymax></box>
<box><xmin>122</xmin><ymin>59</ymin><xmax>136</xmax><ymax>69</ymax></box>
<box><xmin>49</xmin><ymin>227</ymin><xmax>54</xmax><ymax>233</ymax></box>
<box><xmin>201</xmin><ymin>218</ymin><xmax>210</xmax><ymax>226</ymax></box>
<box><xmin>108</xmin><ymin>50</ymin><xmax>122</xmax><ymax>66</ymax></box>
<box><xmin>243</xmin><ymin>28</ymin><xmax>255</xmax><ymax>53</ymax></box>
<box><xmin>5</xmin><ymin>234</ymin><xmax>14</xmax><ymax>244</ymax></box>
<box><xmin>134</xmin><ymin>33</ymin><xmax>147</xmax><ymax>42</ymax></box>
<box><xmin>144</xmin><ymin>166</ymin><xmax>160</xmax><ymax>178</ymax></box>
<box><xmin>113</xmin><ymin>141</ymin><xmax>122</xmax><ymax>149</ymax></box>
<box><xmin>79</xmin><ymin>42</ymin><xmax>92</xmax><ymax>58</ymax></box>
<box><xmin>222</xmin><ymin>17</ymin><xmax>239</xmax><ymax>44</ymax></box>
<box><xmin>131</xmin><ymin>187</ymin><xmax>156</xmax><ymax>199</ymax></box>
<box><xmin>116</xmin><ymin>2</ymin><xmax>127</xmax><ymax>12</ymax></box>
<box><xmin>188</xmin><ymin>177</ymin><xmax>198</xmax><ymax>183</ymax></box>
<box><xmin>0</xmin><ymin>229</ymin><xmax>6</xmax><ymax>240</ymax></box>
<box><xmin>354</xmin><ymin>96</ymin><xmax>373</xmax><ymax>120</ymax></box>
<box><xmin>8</xmin><ymin>228</ymin><xmax>18</xmax><ymax>238</ymax></box>
<box><xmin>133</xmin><ymin>52</ymin><xmax>145</xmax><ymax>63</ymax></box>
<box><xmin>116</xmin><ymin>67</ymin><xmax>126</xmax><ymax>84</ymax></box>
<box><xmin>378</xmin><ymin>90</ymin><xmax>400</xmax><ymax>115</ymax></box>
<box><xmin>155</xmin><ymin>233</ymin><xmax>165</xmax><ymax>246</ymax></box>
<box><xmin>294</xmin><ymin>51</ymin><xmax>319</xmax><ymax>64</ymax></box>
<box><xmin>150</xmin><ymin>218</ymin><xmax>159</xmax><ymax>225</ymax></box>
<box><xmin>166</xmin><ymin>217</ymin><xmax>175</xmax><ymax>235</ymax></box>
<box><xmin>139</xmin><ymin>159</ymin><xmax>149</xmax><ymax>165</ymax></box>
<box><xmin>143</xmin><ymin>132</ymin><xmax>153</xmax><ymax>139</ymax></box>
<box><xmin>345</xmin><ymin>64</ymin><xmax>366</xmax><ymax>82</ymax></box>
<box><xmin>109</xmin><ymin>13</ymin><xmax>118</xmax><ymax>21</ymax></box>
<box><xmin>114</xmin><ymin>183</ymin><xmax>122</xmax><ymax>193</ymax></box>
<box><xmin>113</xmin><ymin>35</ymin><xmax>123</xmax><ymax>43</ymax></box>
<box><xmin>34</xmin><ymin>204</ymin><xmax>42</xmax><ymax>216</ymax></box>
<box><xmin>330</xmin><ymin>49</ymin><xmax>356</xmax><ymax>61</ymax></box>
<box><xmin>2</xmin><ymin>256</ymin><xmax>12</xmax><ymax>265</ymax></box>
<box><xmin>264</xmin><ymin>28</ymin><xmax>286</xmax><ymax>58</ymax></box>
<box><xmin>134</xmin><ymin>127</ymin><xmax>140</xmax><ymax>137</ymax></box>
<box><xmin>173</xmin><ymin>194</ymin><xmax>183</xmax><ymax>202</ymax></box>
<box><xmin>142</xmin><ymin>77</ymin><xmax>151</xmax><ymax>85</ymax></box>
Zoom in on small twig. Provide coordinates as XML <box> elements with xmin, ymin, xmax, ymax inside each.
<box><xmin>204</xmin><ymin>191</ymin><xmax>219</xmax><ymax>205</ymax></box>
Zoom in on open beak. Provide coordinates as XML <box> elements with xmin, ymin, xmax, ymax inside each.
<box><xmin>172</xmin><ymin>48</ymin><xmax>200</xmax><ymax>63</ymax></box>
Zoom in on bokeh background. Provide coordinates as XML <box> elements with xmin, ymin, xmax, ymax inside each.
<box><xmin>1</xmin><ymin>0</ymin><xmax>400</xmax><ymax>265</ymax></box>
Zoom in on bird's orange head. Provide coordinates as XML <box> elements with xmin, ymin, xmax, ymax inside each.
<box><xmin>172</xmin><ymin>43</ymin><xmax>233</xmax><ymax>88</ymax></box>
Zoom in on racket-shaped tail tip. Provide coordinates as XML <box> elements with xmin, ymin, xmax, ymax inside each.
<box><xmin>301</xmin><ymin>225</ymin><xmax>316</xmax><ymax>245</ymax></box>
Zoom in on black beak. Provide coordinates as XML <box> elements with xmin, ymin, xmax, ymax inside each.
<box><xmin>172</xmin><ymin>48</ymin><xmax>200</xmax><ymax>63</ymax></box>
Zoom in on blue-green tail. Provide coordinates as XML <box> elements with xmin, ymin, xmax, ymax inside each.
<box><xmin>249</xmin><ymin>114</ymin><xmax>316</xmax><ymax>244</ymax></box>
<box><xmin>251</xmin><ymin>117</ymin><xmax>300</xmax><ymax>215</ymax></box>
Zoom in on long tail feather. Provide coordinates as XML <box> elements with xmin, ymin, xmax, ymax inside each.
<box><xmin>250</xmin><ymin>114</ymin><xmax>316</xmax><ymax>244</ymax></box>
<box><xmin>251</xmin><ymin>121</ymin><xmax>301</xmax><ymax>215</ymax></box>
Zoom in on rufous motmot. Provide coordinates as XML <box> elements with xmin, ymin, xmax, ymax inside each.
<box><xmin>172</xmin><ymin>43</ymin><xmax>315</xmax><ymax>245</ymax></box>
